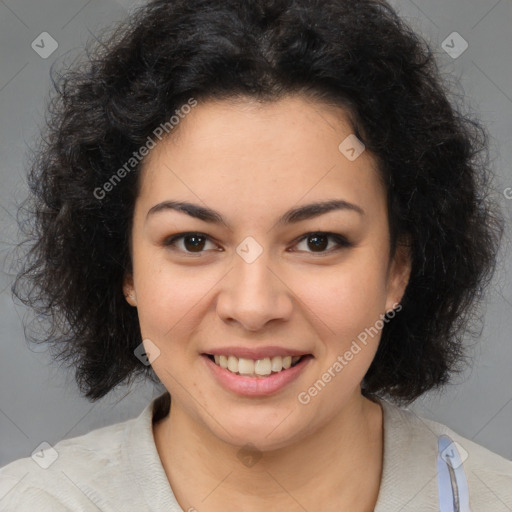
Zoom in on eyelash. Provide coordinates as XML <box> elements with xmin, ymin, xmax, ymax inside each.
<box><xmin>163</xmin><ymin>231</ymin><xmax>353</xmax><ymax>256</ymax></box>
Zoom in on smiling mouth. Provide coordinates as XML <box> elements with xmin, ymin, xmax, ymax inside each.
<box><xmin>203</xmin><ymin>353</ymin><xmax>311</xmax><ymax>378</ymax></box>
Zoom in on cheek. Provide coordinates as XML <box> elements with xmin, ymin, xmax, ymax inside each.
<box><xmin>132</xmin><ymin>251</ymin><xmax>219</xmax><ymax>342</ymax></box>
<box><xmin>132</xmin><ymin>264</ymin><xmax>212</xmax><ymax>390</ymax></box>
<box><xmin>292</xmin><ymin>254</ymin><xmax>389</xmax><ymax>336</ymax></box>
<box><xmin>294</xmin><ymin>264</ymin><xmax>387</xmax><ymax>390</ymax></box>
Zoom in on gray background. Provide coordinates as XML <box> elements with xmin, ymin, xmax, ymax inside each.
<box><xmin>0</xmin><ymin>0</ymin><xmax>511</xmax><ymax>470</ymax></box>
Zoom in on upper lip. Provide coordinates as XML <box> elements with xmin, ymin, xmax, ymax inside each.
<box><xmin>202</xmin><ymin>346</ymin><xmax>312</xmax><ymax>360</ymax></box>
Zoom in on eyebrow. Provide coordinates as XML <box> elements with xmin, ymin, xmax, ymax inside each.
<box><xmin>146</xmin><ymin>199</ymin><xmax>364</xmax><ymax>228</ymax></box>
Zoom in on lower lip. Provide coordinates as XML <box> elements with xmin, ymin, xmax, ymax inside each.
<box><xmin>202</xmin><ymin>354</ymin><xmax>313</xmax><ymax>397</ymax></box>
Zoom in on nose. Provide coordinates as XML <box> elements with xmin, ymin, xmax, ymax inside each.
<box><xmin>216</xmin><ymin>248</ymin><xmax>293</xmax><ymax>331</ymax></box>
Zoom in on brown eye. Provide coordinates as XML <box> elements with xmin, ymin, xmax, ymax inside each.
<box><xmin>163</xmin><ymin>231</ymin><xmax>352</xmax><ymax>256</ymax></box>
<box><xmin>294</xmin><ymin>232</ymin><xmax>352</xmax><ymax>254</ymax></box>
<box><xmin>182</xmin><ymin>234</ymin><xmax>207</xmax><ymax>252</ymax></box>
<box><xmin>306</xmin><ymin>234</ymin><xmax>329</xmax><ymax>252</ymax></box>
<box><xmin>164</xmin><ymin>233</ymin><xmax>217</xmax><ymax>253</ymax></box>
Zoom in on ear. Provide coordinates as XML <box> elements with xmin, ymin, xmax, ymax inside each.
<box><xmin>385</xmin><ymin>236</ymin><xmax>411</xmax><ymax>312</ymax></box>
<box><xmin>123</xmin><ymin>273</ymin><xmax>137</xmax><ymax>307</ymax></box>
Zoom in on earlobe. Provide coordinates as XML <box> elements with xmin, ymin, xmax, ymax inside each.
<box><xmin>123</xmin><ymin>274</ymin><xmax>137</xmax><ymax>307</ymax></box>
<box><xmin>386</xmin><ymin>238</ymin><xmax>412</xmax><ymax>312</ymax></box>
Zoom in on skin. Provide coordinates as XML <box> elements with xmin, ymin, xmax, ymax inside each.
<box><xmin>123</xmin><ymin>94</ymin><xmax>411</xmax><ymax>512</ymax></box>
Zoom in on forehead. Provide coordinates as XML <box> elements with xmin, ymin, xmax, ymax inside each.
<box><xmin>137</xmin><ymin>95</ymin><xmax>386</xmax><ymax>223</ymax></box>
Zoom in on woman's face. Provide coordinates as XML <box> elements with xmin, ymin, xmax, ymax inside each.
<box><xmin>124</xmin><ymin>95</ymin><xmax>410</xmax><ymax>450</ymax></box>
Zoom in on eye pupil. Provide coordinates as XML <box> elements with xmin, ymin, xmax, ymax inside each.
<box><xmin>308</xmin><ymin>234</ymin><xmax>328</xmax><ymax>252</ymax></box>
<box><xmin>184</xmin><ymin>235</ymin><xmax>206</xmax><ymax>252</ymax></box>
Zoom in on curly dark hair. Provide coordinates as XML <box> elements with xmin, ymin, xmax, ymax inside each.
<box><xmin>12</xmin><ymin>0</ymin><xmax>503</xmax><ymax>405</ymax></box>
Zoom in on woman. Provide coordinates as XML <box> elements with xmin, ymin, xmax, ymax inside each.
<box><xmin>1</xmin><ymin>0</ymin><xmax>511</xmax><ymax>510</ymax></box>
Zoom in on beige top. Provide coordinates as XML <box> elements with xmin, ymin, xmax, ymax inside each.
<box><xmin>1</xmin><ymin>392</ymin><xmax>511</xmax><ymax>511</ymax></box>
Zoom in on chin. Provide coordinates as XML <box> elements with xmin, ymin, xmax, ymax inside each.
<box><xmin>207</xmin><ymin>413</ymin><xmax>310</xmax><ymax>453</ymax></box>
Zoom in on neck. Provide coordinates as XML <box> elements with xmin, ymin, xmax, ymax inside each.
<box><xmin>153</xmin><ymin>391</ymin><xmax>383</xmax><ymax>512</ymax></box>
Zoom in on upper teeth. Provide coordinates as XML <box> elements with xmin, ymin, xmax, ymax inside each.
<box><xmin>213</xmin><ymin>355</ymin><xmax>302</xmax><ymax>376</ymax></box>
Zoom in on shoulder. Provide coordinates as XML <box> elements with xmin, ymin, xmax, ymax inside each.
<box><xmin>375</xmin><ymin>397</ymin><xmax>512</xmax><ymax>512</ymax></box>
<box><xmin>0</xmin><ymin>410</ymin><xmax>143</xmax><ymax>512</ymax></box>
<box><xmin>392</xmin><ymin>401</ymin><xmax>512</xmax><ymax>475</ymax></box>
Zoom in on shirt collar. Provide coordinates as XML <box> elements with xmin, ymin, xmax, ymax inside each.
<box><xmin>126</xmin><ymin>392</ymin><xmax>441</xmax><ymax>511</ymax></box>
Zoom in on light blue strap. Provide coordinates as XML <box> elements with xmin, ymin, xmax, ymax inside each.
<box><xmin>438</xmin><ymin>439</ymin><xmax>456</xmax><ymax>512</ymax></box>
<box><xmin>437</xmin><ymin>434</ymin><xmax>472</xmax><ymax>512</ymax></box>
